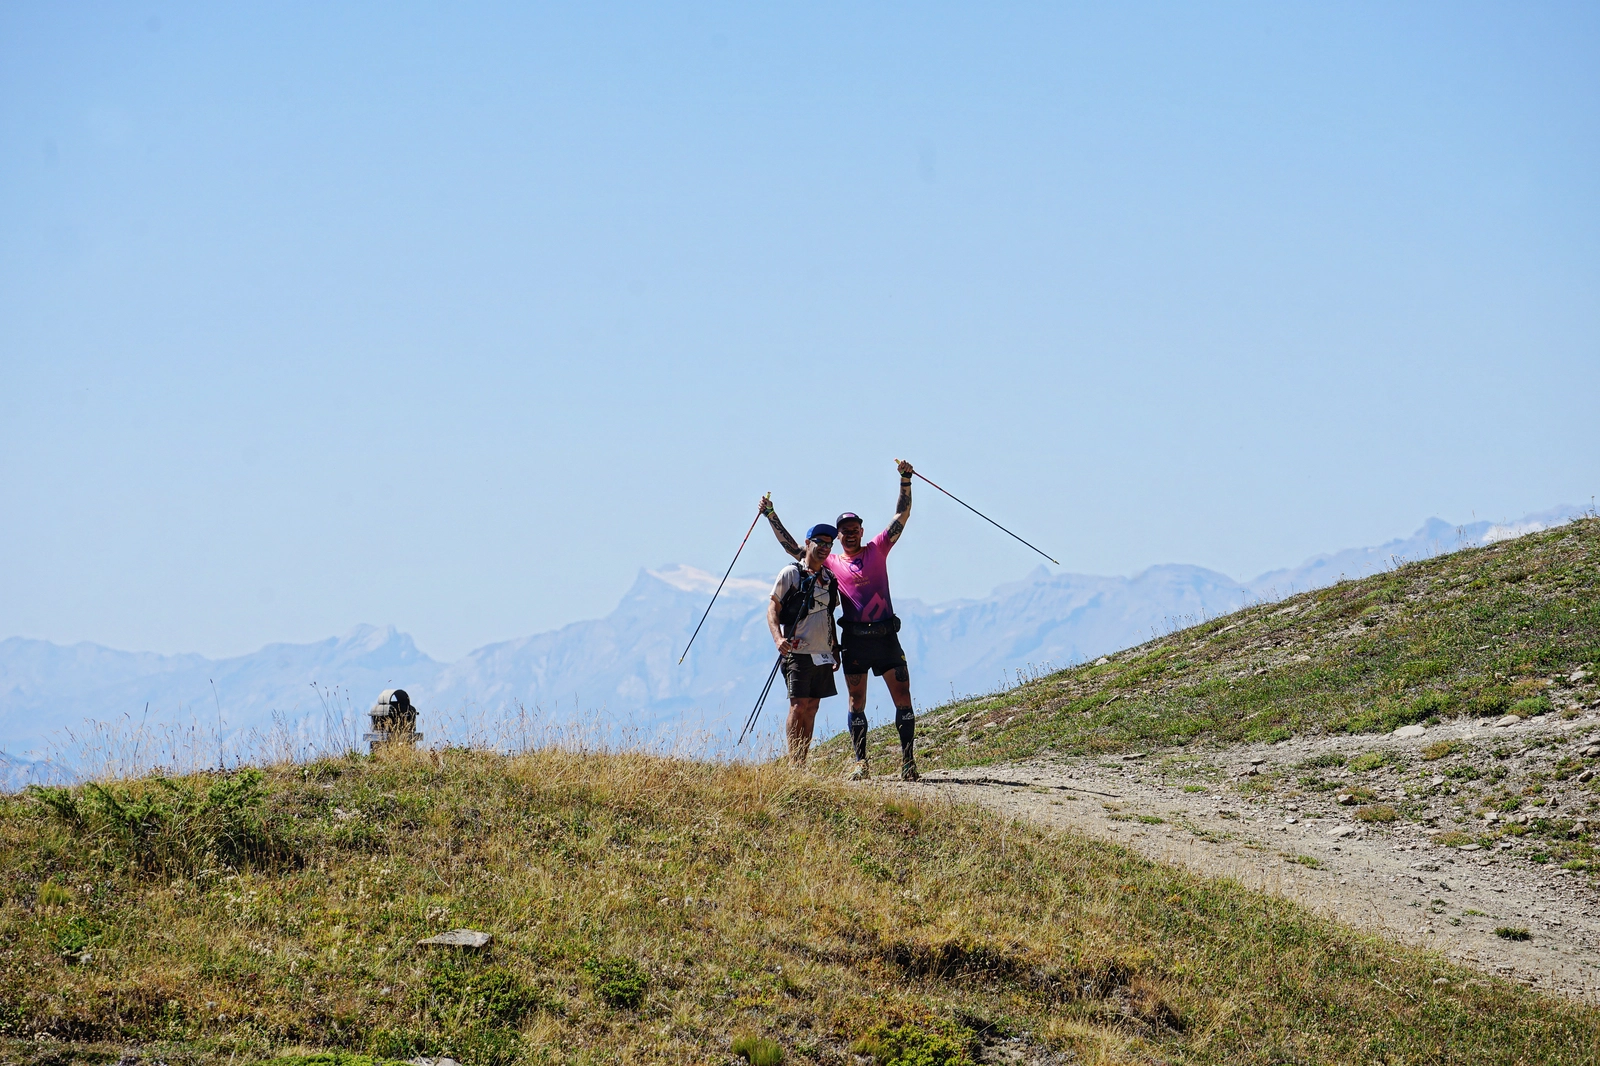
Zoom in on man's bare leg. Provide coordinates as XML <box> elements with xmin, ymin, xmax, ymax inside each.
<box><xmin>786</xmin><ymin>697</ymin><xmax>821</xmax><ymax>766</ymax></box>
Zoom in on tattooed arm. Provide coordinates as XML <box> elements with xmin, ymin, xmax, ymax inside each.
<box><xmin>887</xmin><ymin>459</ymin><xmax>913</xmax><ymax>545</ymax></box>
<box><xmin>760</xmin><ymin>496</ymin><xmax>804</xmax><ymax>560</ymax></box>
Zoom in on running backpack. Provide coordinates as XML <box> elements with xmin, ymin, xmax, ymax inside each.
<box><xmin>777</xmin><ymin>565</ymin><xmax>838</xmax><ymax>637</ymax></box>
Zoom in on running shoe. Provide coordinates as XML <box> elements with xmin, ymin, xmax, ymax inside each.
<box><xmin>900</xmin><ymin>760</ymin><xmax>920</xmax><ymax>782</ymax></box>
<box><xmin>849</xmin><ymin>760</ymin><xmax>871</xmax><ymax>781</ymax></box>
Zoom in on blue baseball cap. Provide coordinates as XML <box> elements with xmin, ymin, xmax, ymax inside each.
<box><xmin>806</xmin><ymin>523</ymin><xmax>838</xmax><ymax>542</ymax></box>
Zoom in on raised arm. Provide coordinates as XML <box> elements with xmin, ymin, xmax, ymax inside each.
<box><xmin>886</xmin><ymin>459</ymin><xmax>913</xmax><ymax>545</ymax></box>
<box><xmin>760</xmin><ymin>496</ymin><xmax>804</xmax><ymax>560</ymax></box>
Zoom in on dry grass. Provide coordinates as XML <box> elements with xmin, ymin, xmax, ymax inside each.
<box><xmin>3</xmin><ymin>747</ymin><xmax>1598</xmax><ymax>1064</ymax></box>
<box><xmin>835</xmin><ymin>518</ymin><xmax>1600</xmax><ymax>774</ymax></box>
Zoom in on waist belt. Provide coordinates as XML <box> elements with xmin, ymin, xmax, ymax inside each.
<box><xmin>842</xmin><ymin>617</ymin><xmax>900</xmax><ymax>637</ymax></box>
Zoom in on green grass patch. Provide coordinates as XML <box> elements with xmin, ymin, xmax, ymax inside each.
<box><xmin>1349</xmin><ymin>751</ymin><xmax>1401</xmax><ymax>774</ymax></box>
<box><xmin>1495</xmin><ymin>927</ymin><xmax>1533</xmax><ymax>942</ymax></box>
<box><xmin>732</xmin><ymin>1035</ymin><xmax>786</xmax><ymax>1065</ymax></box>
<box><xmin>1511</xmin><ymin>696</ymin><xmax>1553</xmax><ymax>717</ymax></box>
<box><xmin>853</xmin><ymin>1020</ymin><xmax>976</xmax><ymax>1066</ymax></box>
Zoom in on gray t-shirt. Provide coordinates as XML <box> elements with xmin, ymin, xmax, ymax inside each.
<box><xmin>771</xmin><ymin>563</ymin><xmax>837</xmax><ymax>658</ymax></box>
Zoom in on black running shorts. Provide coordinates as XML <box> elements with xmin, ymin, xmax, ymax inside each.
<box><xmin>841</xmin><ymin>631</ymin><xmax>909</xmax><ymax>680</ymax></box>
<box><xmin>782</xmin><ymin>653</ymin><xmax>838</xmax><ymax>699</ymax></box>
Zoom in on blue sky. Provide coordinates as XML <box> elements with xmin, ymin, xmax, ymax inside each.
<box><xmin>2</xmin><ymin>2</ymin><xmax>1597</xmax><ymax>661</ymax></box>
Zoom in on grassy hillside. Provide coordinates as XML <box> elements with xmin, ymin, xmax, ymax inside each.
<box><xmin>827</xmin><ymin>517</ymin><xmax>1600</xmax><ymax>773</ymax></box>
<box><xmin>4</xmin><ymin>749</ymin><xmax>1599</xmax><ymax>1065</ymax></box>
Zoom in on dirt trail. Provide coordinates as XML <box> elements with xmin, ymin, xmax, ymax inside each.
<box><xmin>892</xmin><ymin>713</ymin><xmax>1600</xmax><ymax>1002</ymax></box>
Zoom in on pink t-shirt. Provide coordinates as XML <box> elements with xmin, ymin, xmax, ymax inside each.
<box><xmin>825</xmin><ymin>529</ymin><xmax>895</xmax><ymax>624</ymax></box>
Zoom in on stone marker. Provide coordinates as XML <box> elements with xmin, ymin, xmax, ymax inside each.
<box><xmin>419</xmin><ymin>929</ymin><xmax>492</xmax><ymax>949</ymax></box>
<box><xmin>1392</xmin><ymin>724</ymin><xmax>1426</xmax><ymax>739</ymax></box>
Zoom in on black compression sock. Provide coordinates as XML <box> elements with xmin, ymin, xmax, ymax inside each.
<box><xmin>894</xmin><ymin>705</ymin><xmax>915</xmax><ymax>757</ymax></box>
<box><xmin>848</xmin><ymin>710</ymin><xmax>869</xmax><ymax>761</ymax></box>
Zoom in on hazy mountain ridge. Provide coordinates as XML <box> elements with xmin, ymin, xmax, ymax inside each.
<box><xmin>1</xmin><ymin>506</ymin><xmax>1582</xmax><ymax>781</ymax></box>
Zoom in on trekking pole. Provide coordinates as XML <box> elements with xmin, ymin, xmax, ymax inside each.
<box><xmin>738</xmin><ymin>654</ymin><xmax>784</xmax><ymax>745</ymax></box>
<box><xmin>680</xmin><ymin>493</ymin><xmax>770</xmax><ymax>665</ymax></box>
<box><xmin>897</xmin><ymin>460</ymin><xmax>1060</xmax><ymax>565</ymax></box>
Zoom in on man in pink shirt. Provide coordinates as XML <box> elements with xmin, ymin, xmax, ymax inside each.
<box><xmin>760</xmin><ymin>459</ymin><xmax>919</xmax><ymax>780</ymax></box>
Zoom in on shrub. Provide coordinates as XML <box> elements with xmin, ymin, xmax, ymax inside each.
<box><xmin>1495</xmin><ymin>927</ymin><xmax>1532</xmax><ymax>941</ymax></box>
<box><xmin>1510</xmin><ymin>696</ymin><xmax>1552</xmax><ymax>717</ymax></box>
<box><xmin>1355</xmin><ymin>805</ymin><xmax>1399</xmax><ymax>823</ymax></box>
<box><xmin>852</xmin><ymin>1021</ymin><xmax>976</xmax><ymax>1066</ymax></box>
<box><xmin>26</xmin><ymin>769</ymin><xmax>285</xmax><ymax>875</ymax></box>
<box><xmin>1468</xmin><ymin>687</ymin><xmax>1513</xmax><ymax>717</ymax></box>
<box><xmin>584</xmin><ymin>957</ymin><xmax>647</xmax><ymax>1009</ymax></box>
<box><xmin>1409</xmin><ymin>690</ymin><xmax>1452</xmax><ymax>719</ymax></box>
<box><xmin>53</xmin><ymin>914</ymin><xmax>101</xmax><ymax>960</ymax></box>
<box><xmin>427</xmin><ymin>965</ymin><xmax>544</xmax><ymax>1027</ymax></box>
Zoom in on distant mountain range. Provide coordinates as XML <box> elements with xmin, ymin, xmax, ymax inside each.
<box><xmin>0</xmin><ymin>506</ymin><xmax>1581</xmax><ymax>786</ymax></box>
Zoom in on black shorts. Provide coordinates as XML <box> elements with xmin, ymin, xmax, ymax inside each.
<box><xmin>841</xmin><ymin>631</ymin><xmax>909</xmax><ymax>680</ymax></box>
<box><xmin>782</xmin><ymin>653</ymin><xmax>838</xmax><ymax>700</ymax></box>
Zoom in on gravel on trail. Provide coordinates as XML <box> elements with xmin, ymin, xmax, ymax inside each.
<box><xmin>890</xmin><ymin>711</ymin><xmax>1600</xmax><ymax>1003</ymax></box>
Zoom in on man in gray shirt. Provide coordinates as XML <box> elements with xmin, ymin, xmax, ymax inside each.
<box><xmin>767</xmin><ymin>523</ymin><xmax>840</xmax><ymax>766</ymax></box>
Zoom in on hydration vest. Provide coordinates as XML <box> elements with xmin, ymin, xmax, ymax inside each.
<box><xmin>777</xmin><ymin>564</ymin><xmax>839</xmax><ymax>640</ymax></box>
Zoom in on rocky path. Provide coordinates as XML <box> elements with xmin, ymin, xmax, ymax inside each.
<box><xmin>895</xmin><ymin>712</ymin><xmax>1600</xmax><ymax>1002</ymax></box>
